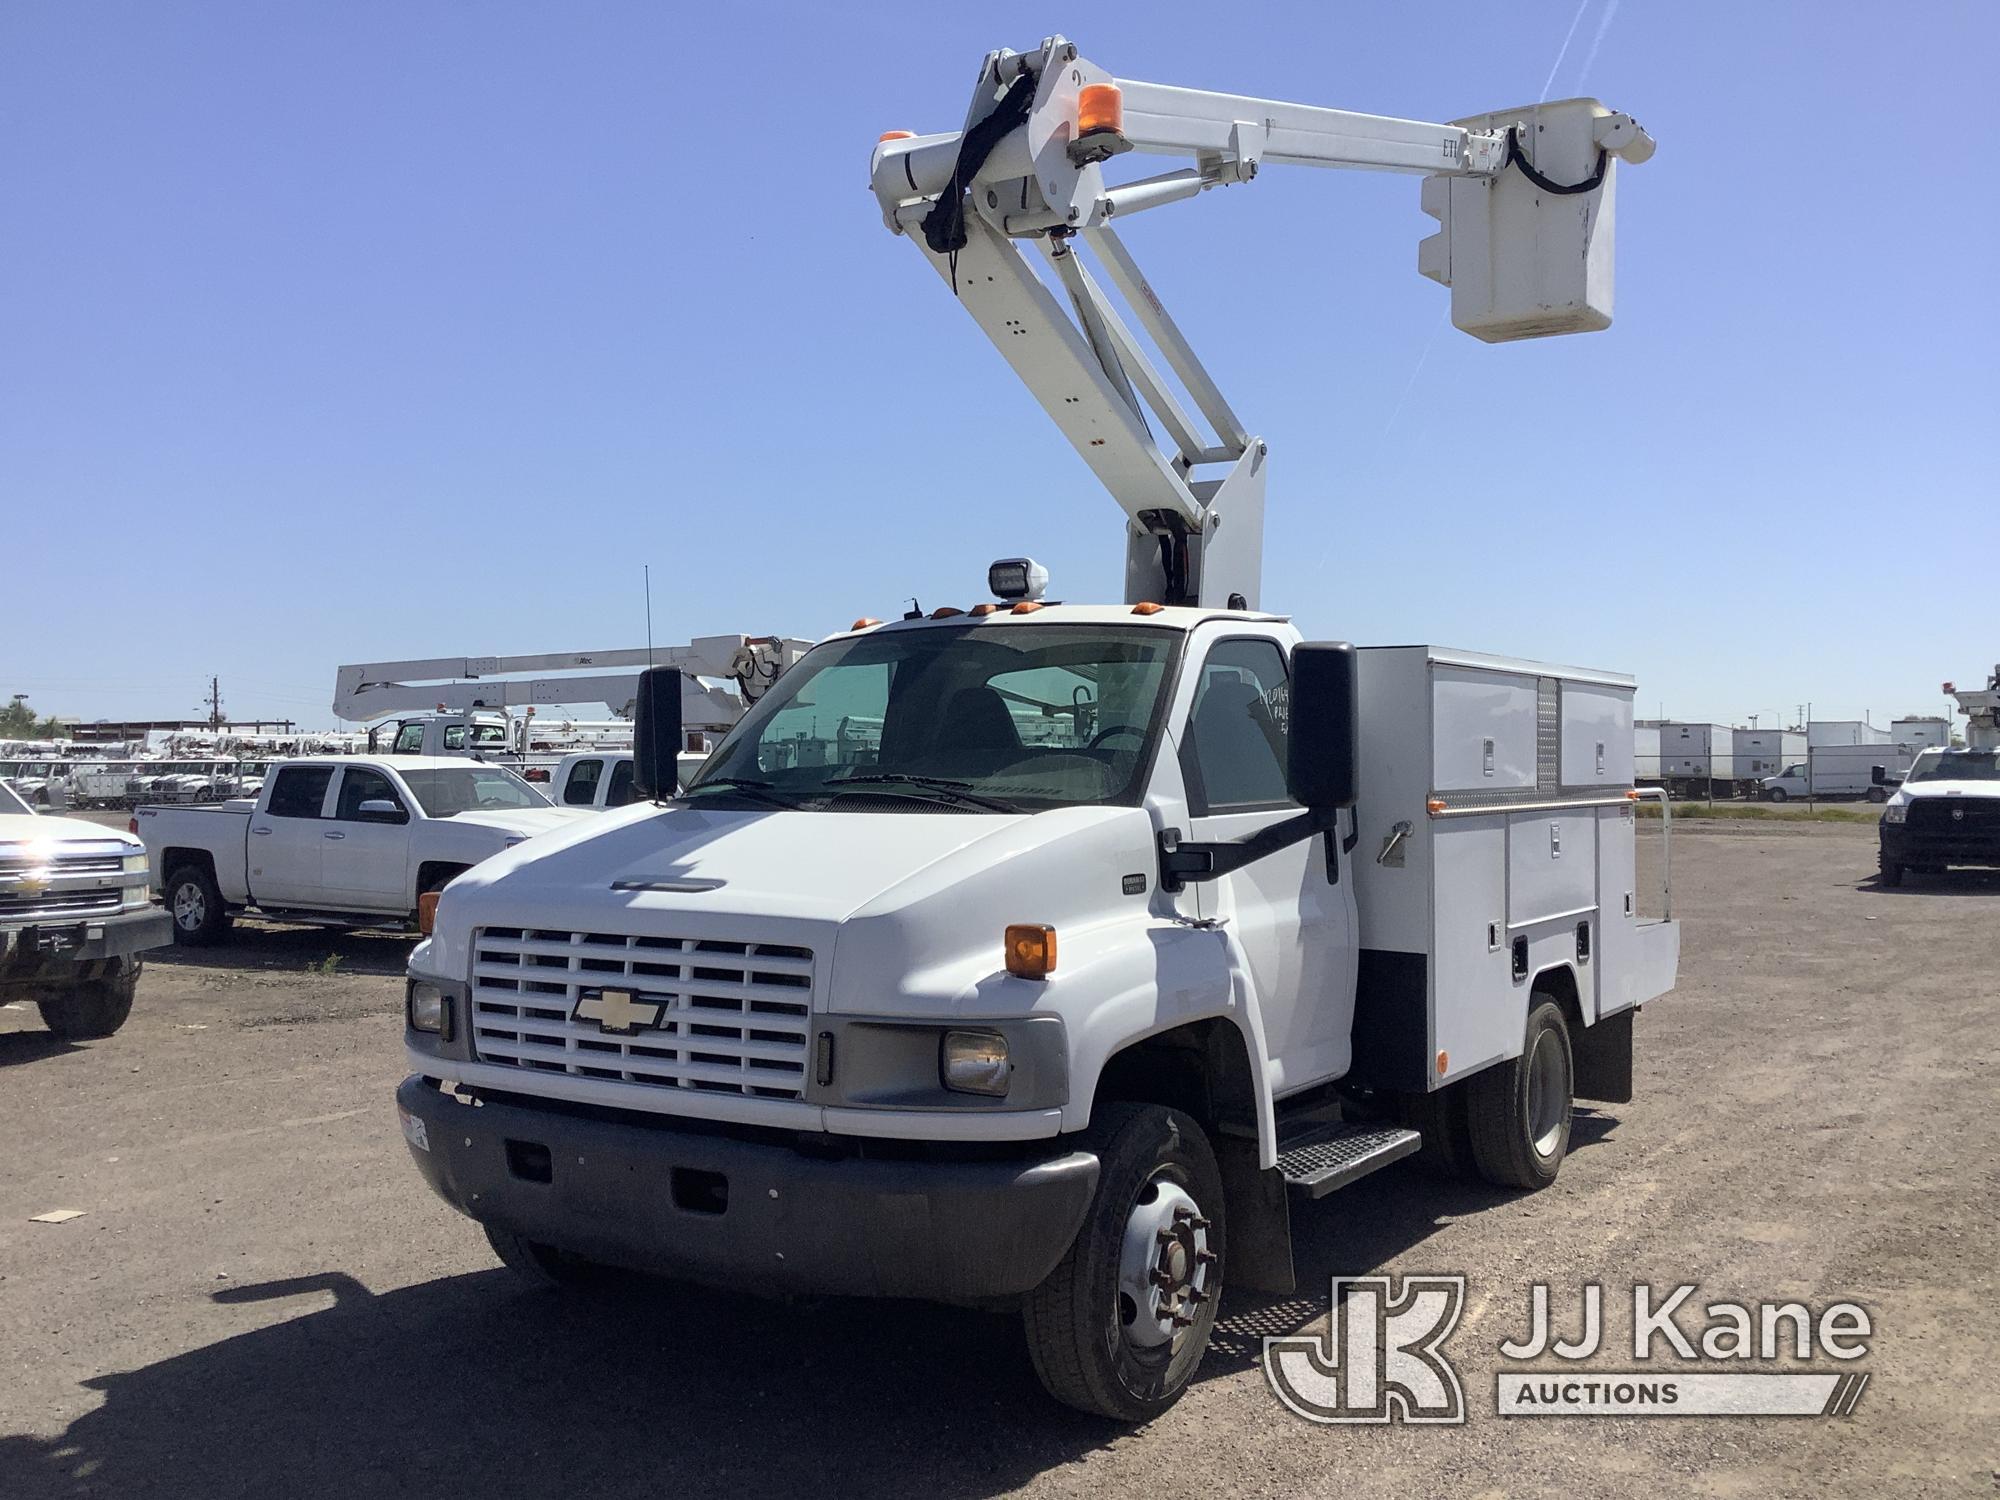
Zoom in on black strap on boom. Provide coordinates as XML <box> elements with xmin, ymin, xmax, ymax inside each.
<box><xmin>1503</xmin><ymin>126</ymin><xmax>1608</xmax><ymax>196</ymax></box>
<box><xmin>920</xmin><ymin>71</ymin><xmax>1039</xmax><ymax>292</ymax></box>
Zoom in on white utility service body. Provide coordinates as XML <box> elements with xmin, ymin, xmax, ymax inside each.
<box><xmin>396</xmin><ymin>35</ymin><xmax>1672</xmax><ymax>1421</ymax></box>
<box><xmin>137</xmin><ymin>755</ymin><xmax>585</xmax><ymax>945</ymax></box>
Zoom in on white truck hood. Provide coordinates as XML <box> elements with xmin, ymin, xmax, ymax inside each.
<box><xmin>1890</xmin><ymin>780</ymin><xmax>2000</xmax><ymax>808</ymax></box>
<box><xmin>0</xmin><ymin>813</ymin><xmax>139</xmax><ymax>849</ymax></box>
<box><xmin>429</xmin><ymin>800</ymin><xmax>1162</xmax><ymax>1016</ymax></box>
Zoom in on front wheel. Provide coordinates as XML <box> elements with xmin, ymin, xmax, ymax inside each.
<box><xmin>1765</xmin><ymin>787</ymin><xmax>1788</xmax><ymax>803</ymax></box>
<box><xmin>1877</xmin><ymin>851</ymin><xmax>1905</xmax><ymax>888</ymax></box>
<box><xmin>1466</xmin><ymin>998</ymin><xmax>1573</xmax><ymax>1190</ymax></box>
<box><xmin>38</xmin><ymin>959</ymin><xmax>140</xmax><ymax>1040</ymax></box>
<box><xmin>484</xmin><ymin>1224</ymin><xmax>609</xmax><ymax>1289</ymax></box>
<box><xmin>1022</xmin><ymin>1103</ymin><xmax>1224</xmax><ymax>1422</ymax></box>
<box><xmin>1866</xmin><ymin>786</ymin><xmax>1888</xmax><ymax>804</ymax></box>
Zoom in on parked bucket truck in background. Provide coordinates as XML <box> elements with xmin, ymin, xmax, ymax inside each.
<box><xmin>395</xmin><ymin>37</ymin><xmax>1672</xmax><ymax>1420</ymax></box>
<box><xmin>1877</xmin><ymin>669</ymin><xmax>2000</xmax><ymax>886</ymax></box>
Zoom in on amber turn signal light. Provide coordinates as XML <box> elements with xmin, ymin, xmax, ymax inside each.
<box><xmin>1005</xmin><ymin>924</ymin><xmax>1057</xmax><ymax>980</ymax></box>
<box><xmin>417</xmin><ymin>890</ymin><xmax>442</xmax><ymax>936</ymax></box>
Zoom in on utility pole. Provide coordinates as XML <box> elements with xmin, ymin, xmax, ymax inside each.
<box><xmin>204</xmin><ymin>677</ymin><xmax>224</xmax><ymax>730</ymax></box>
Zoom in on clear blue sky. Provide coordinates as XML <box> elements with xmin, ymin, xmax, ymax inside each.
<box><xmin>4</xmin><ymin>2</ymin><xmax>1994</xmax><ymax>732</ymax></box>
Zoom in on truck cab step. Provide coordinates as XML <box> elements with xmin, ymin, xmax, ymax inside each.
<box><xmin>1276</xmin><ymin>1121</ymin><xmax>1422</xmax><ymax>1200</ymax></box>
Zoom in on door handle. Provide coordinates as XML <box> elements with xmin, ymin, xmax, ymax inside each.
<box><xmin>323</xmin><ymin>831</ymin><xmax>346</xmax><ymax>840</ymax></box>
<box><xmin>251</xmin><ymin>826</ymin><xmax>273</xmax><ymax>836</ymax></box>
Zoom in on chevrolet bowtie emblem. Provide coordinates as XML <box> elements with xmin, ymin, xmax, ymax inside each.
<box><xmin>9</xmin><ymin>869</ymin><xmax>51</xmax><ymax>897</ymax></box>
<box><xmin>573</xmin><ymin>987</ymin><xmax>662</xmax><ymax>1036</ymax></box>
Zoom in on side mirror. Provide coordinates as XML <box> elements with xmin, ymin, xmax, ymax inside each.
<box><xmin>633</xmin><ymin>666</ymin><xmax>684</xmax><ymax>803</ymax></box>
<box><xmin>1870</xmin><ymin>764</ymin><xmax>1895</xmax><ymax>787</ymax></box>
<box><xmin>1287</xmin><ymin>641</ymin><xmax>1358</xmax><ymax>811</ymax></box>
<box><xmin>357</xmin><ymin>798</ymin><xmax>407</xmax><ymax>824</ymax></box>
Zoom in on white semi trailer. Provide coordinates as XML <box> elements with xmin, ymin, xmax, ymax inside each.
<box><xmin>396</xmin><ymin>38</ymin><xmax>1674</xmax><ymax>1420</ymax></box>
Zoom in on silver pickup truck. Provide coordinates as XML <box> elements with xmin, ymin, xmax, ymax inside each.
<box><xmin>1</xmin><ymin>781</ymin><xmax>170</xmax><ymax>1038</ymax></box>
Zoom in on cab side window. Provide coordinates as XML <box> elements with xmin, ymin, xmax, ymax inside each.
<box><xmin>393</xmin><ymin>723</ymin><xmax>425</xmax><ymax>755</ymax></box>
<box><xmin>562</xmin><ymin>758</ymin><xmax>604</xmax><ymax>807</ymax></box>
<box><xmin>266</xmin><ymin>765</ymin><xmax>334</xmax><ymax>819</ymax></box>
<box><xmin>336</xmin><ymin>767</ymin><xmax>405</xmax><ymax>820</ymax></box>
<box><xmin>605</xmin><ymin>758</ymin><xmax>637</xmax><ymax>807</ymax></box>
<box><xmin>1181</xmin><ymin>640</ymin><xmax>1292</xmax><ymax>815</ymax></box>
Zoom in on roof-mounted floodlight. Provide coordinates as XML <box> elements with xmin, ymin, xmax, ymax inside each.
<box><xmin>988</xmin><ymin>557</ymin><xmax>1050</xmax><ymax>602</ymax></box>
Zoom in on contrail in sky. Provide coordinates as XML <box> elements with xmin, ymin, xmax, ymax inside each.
<box><xmin>1576</xmin><ymin>0</ymin><xmax>1622</xmax><ymax>90</ymax></box>
<box><xmin>1540</xmin><ymin>0</ymin><xmax>1592</xmax><ymax>101</ymax></box>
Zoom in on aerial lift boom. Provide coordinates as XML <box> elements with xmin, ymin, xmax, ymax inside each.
<box><xmin>332</xmin><ymin>637</ymin><xmax>811</xmax><ymax>734</ymax></box>
<box><xmin>1945</xmin><ymin>668</ymin><xmax>2000</xmax><ymax>750</ymax></box>
<box><xmin>870</xmin><ymin>36</ymin><xmax>1654</xmax><ymax>609</ymax></box>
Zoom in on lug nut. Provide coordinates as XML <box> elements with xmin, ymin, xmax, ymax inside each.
<box><xmin>1196</xmin><ymin>1248</ymin><xmax>1218</xmax><ymax>1266</ymax></box>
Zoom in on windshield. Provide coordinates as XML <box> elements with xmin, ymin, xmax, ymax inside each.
<box><xmin>1907</xmin><ymin>749</ymin><xmax>2000</xmax><ymax>783</ymax></box>
<box><xmin>399</xmin><ymin>766</ymin><xmax>550</xmax><ymax>816</ymax></box>
<box><xmin>687</xmin><ymin>623</ymin><xmax>1180</xmax><ymax>812</ymax></box>
<box><xmin>0</xmin><ymin>782</ymin><xmax>30</xmax><ymax>816</ymax></box>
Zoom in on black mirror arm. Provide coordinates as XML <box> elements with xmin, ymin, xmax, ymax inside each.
<box><xmin>1160</xmin><ymin>807</ymin><xmax>1338</xmax><ymax>893</ymax></box>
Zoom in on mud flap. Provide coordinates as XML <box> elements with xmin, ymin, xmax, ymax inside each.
<box><xmin>1574</xmin><ymin>1006</ymin><xmax>1635</xmax><ymax>1103</ymax></box>
<box><xmin>1215</xmin><ymin>1134</ymin><xmax>1294</xmax><ymax>1294</ymax></box>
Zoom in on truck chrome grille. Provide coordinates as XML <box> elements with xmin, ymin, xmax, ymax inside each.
<box><xmin>0</xmin><ymin>847</ymin><xmax>130</xmax><ymax>920</ymax></box>
<box><xmin>467</xmin><ymin>927</ymin><xmax>813</xmax><ymax>1100</ymax></box>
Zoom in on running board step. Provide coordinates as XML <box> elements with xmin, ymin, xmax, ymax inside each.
<box><xmin>1277</xmin><ymin>1122</ymin><xmax>1422</xmax><ymax>1201</ymax></box>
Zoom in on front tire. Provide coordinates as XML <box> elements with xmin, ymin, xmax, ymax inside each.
<box><xmin>38</xmin><ymin>959</ymin><xmax>140</xmax><ymax>1040</ymax></box>
<box><xmin>1866</xmin><ymin>786</ymin><xmax>1888</xmax><ymax>803</ymax></box>
<box><xmin>1765</xmin><ymin>787</ymin><xmax>1788</xmax><ymax>803</ymax></box>
<box><xmin>1877</xmin><ymin>852</ymin><xmax>1905</xmax><ymax>888</ymax></box>
<box><xmin>1466</xmin><ymin>998</ymin><xmax>1573</xmax><ymax>1190</ymax></box>
<box><xmin>166</xmin><ymin>865</ymin><xmax>231</xmax><ymax>946</ymax></box>
<box><xmin>1022</xmin><ymin>1103</ymin><xmax>1224</xmax><ymax>1422</ymax></box>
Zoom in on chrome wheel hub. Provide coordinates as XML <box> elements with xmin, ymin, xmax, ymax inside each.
<box><xmin>1117</xmin><ymin>1176</ymin><xmax>1214</xmax><ymax>1351</ymax></box>
<box><xmin>1526</xmin><ymin>1027</ymin><xmax>1567</xmax><ymax>1156</ymax></box>
<box><xmin>173</xmin><ymin>884</ymin><xmax>205</xmax><ymax>930</ymax></box>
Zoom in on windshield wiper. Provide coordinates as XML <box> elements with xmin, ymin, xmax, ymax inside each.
<box><xmin>680</xmin><ymin>777</ymin><xmax>798</xmax><ymax>808</ymax></box>
<box><xmin>826</xmin><ymin>773</ymin><xmax>1019</xmax><ymax>812</ymax></box>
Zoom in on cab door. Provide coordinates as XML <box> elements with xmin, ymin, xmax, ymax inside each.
<box><xmin>1180</xmin><ymin>636</ymin><xmax>1357</xmax><ymax>1093</ymax></box>
<box><xmin>251</xmin><ymin>764</ymin><xmax>335</xmax><ymax>905</ymax></box>
<box><xmin>321</xmin><ymin>766</ymin><xmax>415</xmax><ymax>910</ymax></box>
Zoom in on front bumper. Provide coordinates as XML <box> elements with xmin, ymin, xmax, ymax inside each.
<box><xmin>397</xmin><ymin>1076</ymin><xmax>1099</xmax><ymax>1303</ymax></box>
<box><xmin>1880</xmin><ymin>824</ymin><xmax>2000</xmax><ymax>868</ymax></box>
<box><xmin>1</xmin><ymin>906</ymin><xmax>172</xmax><ymax>973</ymax></box>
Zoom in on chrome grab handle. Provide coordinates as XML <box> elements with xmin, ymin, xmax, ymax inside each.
<box><xmin>323</xmin><ymin>831</ymin><xmax>346</xmax><ymax>840</ymax></box>
<box><xmin>251</xmin><ymin>826</ymin><xmax>273</xmax><ymax>836</ymax></box>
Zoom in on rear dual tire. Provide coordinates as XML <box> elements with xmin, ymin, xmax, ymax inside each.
<box><xmin>1466</xmin><ymin>998</ymin><xmax>1574</xmax><ymax>1190</ymax></box>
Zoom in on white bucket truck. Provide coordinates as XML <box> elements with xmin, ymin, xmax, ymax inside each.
<box><xmin>396</xmin><ymin>38</ymin><xmax>1674</xmax><ymax>1420</ymax></box>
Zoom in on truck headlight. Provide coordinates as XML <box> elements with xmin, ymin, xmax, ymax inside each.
<box><xmin>407</xmin><ymin>979</ymin><xmax>452</xmax><ymax>1039</ymax></box>
<box><xmin>122</xmin><ymin>852</ymin><xmax>148</xmax><ymax>876</ymax></box>
<box><xmin>940</xmin><ymin>1029</ymin><xmax>1010</xmax><ymax>1097</ymax></box>
<box><xmin>1882</xmin><ymin>803</ymin><xmax>1908</xmax><ymax>825</ymax></box>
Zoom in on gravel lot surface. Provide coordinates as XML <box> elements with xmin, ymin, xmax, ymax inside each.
<box><xmin>2</xmin><ymin>820</ymin><xmax>1994</xmax><ymax>1498</ymax></box>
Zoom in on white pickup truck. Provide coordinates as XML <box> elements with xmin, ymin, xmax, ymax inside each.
<box><xmin>2</xmin><ymin>780</ymin><xmax>170</xmax><ymax>1037</ymax></box>
<box><xmin>135</xmin><ymin>756</ymin><xmax>585</xmax><ymax>945</ymax></box>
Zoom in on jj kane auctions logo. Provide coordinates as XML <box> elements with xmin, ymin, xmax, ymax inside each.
<box><xmin>1265</xmin><ymin>1277</ymin><xmax>1873</xmax><ymax>1422</ymax></box>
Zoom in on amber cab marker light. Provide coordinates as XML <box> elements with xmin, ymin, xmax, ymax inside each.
<box><xmin>1436</xmin><ymin>1050</ymin><xmax>1449</xmax><ymax>1077</ymax></box>
<box><xmin>930</xmin><ymin>606</ymin><xmax>965</xmax><ymax>620</ymax></box>
<box><xmin>850</xmin><ymin>617</ymin><xmax>882</xmax><ymax>631</ymax></box>
<box><xmin>1131</xmin><ymin>601</ymin><xmax>1165</xmax><ymax>616</ymax></box>
<box><xmin>1004</xmin><ymin>924</ymin><xmax>1057</xmax><ymax>980</ymax></box>
<box><xmin>1010</xmin><ymin>600</ymin><xmax>1046</xmax><ymax>615</ymax></box>
<box><xmin>417</xmin><ymin>890</ymin><xmax>442</xmax><ymax>937</ymax></box>
<box><xmin>970</xmin><ymin>603</ymin><xmax>1000</xmax><ymax>617</ymax></box>
<box><xmin>1427</xmin><ymin>797</ymin><xmax>1448</xmax><ymax>814</ymax></box>
<box><xmin>878</xmin><ymin>130</ymin><xmax>915</xmax><ymax>142</ymax></box>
